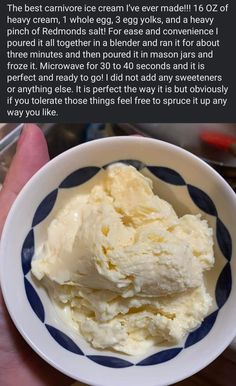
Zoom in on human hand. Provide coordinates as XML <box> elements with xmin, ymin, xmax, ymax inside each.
<box><xmin>0</xmin><ymin>125</ymin><xmax>73</xmax><ymax>386</ymax></box>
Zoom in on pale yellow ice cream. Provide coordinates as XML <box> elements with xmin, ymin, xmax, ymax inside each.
<box><xmin>32</xmin><ymin>163</ymin><xmax>214</xmax><ymax>355</ymax></box>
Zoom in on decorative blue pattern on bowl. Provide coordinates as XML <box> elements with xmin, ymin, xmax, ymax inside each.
<box><xmin>215</xmin><ymin>263</ymin><xmax>232</xmax><ymax>309</ymax></box>
<box><xmin>24</xmin><ymin>277</ymin><xmax>45</xmax><ymax>323</ymax></box>
<box><xmin>46</xmin><ymin>324</ymin><xmax>84</xmax><ymax>355</ymax></box>
<box><xmin>32</xmin><ymin>189</ymin><xmax>58</xmax><ymax>227</ymax></box>
<box><xmin>147</xmin><ymin>166</ymin><xmax>185</xmax><ymax>186</ymax></box>
<box><xmin>216</xmin><ymin>218</ymin><xmax>232</xmax><ymax>261</ymax></box>
<box><xmin>21</xmin><ymin>229</ymin><xmax>35</xmax><ymax>275</ymax></box>
<box><xmin>21</xmin><ymin>160</ymin><xmax>232</xmax><ymax>368</ymax></box>
<box><xmin>184</xmin><ymin>311</ymin><xmax>218</xmax><ymax>348</ymax></box>
<box><xmin>87</xmin><ymin>355</ymin><xmax>133</xmax><ymax>368</ymax></box>
<box><xmin>137</xmin><ymin>347</ymin><xmax>183</xmax><ymax>366</ymax></box>
<box><xmin>59</xmin><ymin>167</ymin><xmax>100</xmax><ymax>189</ymax></box>
<box><xmin>187</xmin><ymin>185</ymin><xmax>218</xmax><ymax>216</ymax></box>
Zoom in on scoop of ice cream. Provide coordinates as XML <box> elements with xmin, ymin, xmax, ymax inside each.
<box><xmin>73</xmin><ymin>284</ymin><xmax>212</xmax><ymax>355</ymax></box>
<box><xmin>31</xmin><ymin>163</ymin><xmax>214</xmax><ymax>355</ymax></box>
<box><xmin>48</xmin><ymin>282</ymin><xmax>212</xmax><ymax>355</ymax></box>
<box><xmin>106</xmin><ymin>163</ymin><xmax>178</xmax><ymax>227</ymax></box>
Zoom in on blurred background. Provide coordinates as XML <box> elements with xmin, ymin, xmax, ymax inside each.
<box><xmin>0</xmin><ymin>122</ymin><xmax>236</xmax><ymax>189</ymax></box>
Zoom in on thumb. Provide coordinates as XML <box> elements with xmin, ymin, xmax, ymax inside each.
<box><xmin>0</xmin><ymin>124</ymin><xmax>49</xmax><ymax>235</ymax></box>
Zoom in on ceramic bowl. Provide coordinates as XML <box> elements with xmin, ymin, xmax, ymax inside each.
<box><xmin>1</xmin><ymin>136</ymin><xmax>236</xmax><ymax>386</ymax></box>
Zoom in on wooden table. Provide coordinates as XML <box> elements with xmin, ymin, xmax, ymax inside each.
<box><xmin>175</xmin><ymin>349</ymin><xmax>236</xmax><ymax>386</ymax></box>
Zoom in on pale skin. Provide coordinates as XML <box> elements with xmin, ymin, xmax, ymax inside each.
<box><xmin>0</xmin><ymin>125</ymin><xmax>73</xmax><ymax>386</ymax></box>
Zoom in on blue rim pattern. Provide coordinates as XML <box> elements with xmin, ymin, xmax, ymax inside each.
<box><xmin>22</xmin><ymin>160</ymin><xmax>232</xmax><ymax>368</ymax></box>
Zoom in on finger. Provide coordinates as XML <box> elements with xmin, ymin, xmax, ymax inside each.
<box><xmin>0</xmin><ymin>124</ymin><xmax>49</xmax><ymax>235</ymax></box>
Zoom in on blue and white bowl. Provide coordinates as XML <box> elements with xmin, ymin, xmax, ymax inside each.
<box><xmin>1</xmin><ymin>136</ymin><xmax>236</xmax><ymax>386</ymax></box>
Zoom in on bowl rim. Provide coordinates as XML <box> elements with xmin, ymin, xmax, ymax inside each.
<box><xmin>1</xmin><ymin>136</ymin><xmax>236</xmax><ymax>386</ymax></box>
